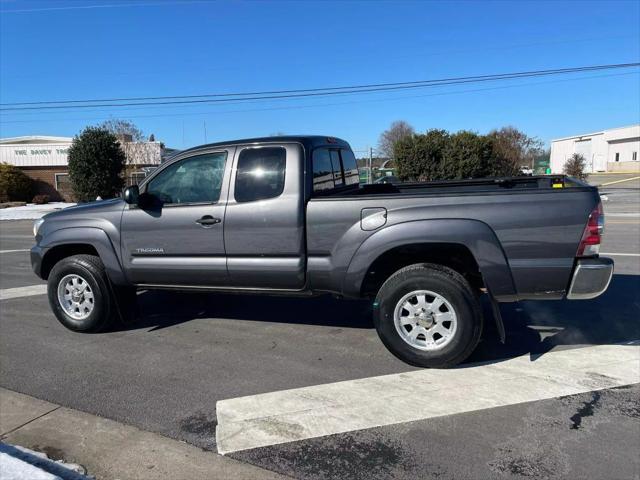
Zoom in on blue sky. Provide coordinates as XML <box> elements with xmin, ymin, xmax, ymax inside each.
<box><xmin>1</xmin><ymin>0</ymin><xmax>639</xmax><ymax>153</ymax></box>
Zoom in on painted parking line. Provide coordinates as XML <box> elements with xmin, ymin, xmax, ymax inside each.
<box><xmin>0</xmin><ymin>284</ymin><xmax>47</xmax><ymax>301</ymax></box>
<box><xmin>0</xmin><ymin>249</ymin><xmax>30</xmax><ymax>254</ymax></box>
<box><xmin>600</xmin><ymin>176</ymin><xmax>640</xmax><ymax>186</ymax></box>
<box><xmin>601</xmin><ymin>252</ymin><xmax>640</xmax><ymax>257</ymax></box>
<box><xmin>215</xmin><ymin>342</ymin><xmax>640</xmax><ymax>455</ymax></box>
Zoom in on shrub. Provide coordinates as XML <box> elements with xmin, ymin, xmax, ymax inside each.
<box><xmin>395</xmin><ymin>129</ymin><xmax>449</xmax><ymax>181</ymax></box>
<box><xmin>563</xmin><ymin>153</ymin><xmax>589</xmax><ymax>180</ymax></box>
<box><xmin>440</xmin><ymin>130</ymin><xmax>494</xmax><ymax>180</ymax></box>
<box><xmin>68</xmin><ymin>127</ymin><xmax>126</xmax><ymax>202</ymax></box>
<box><xmin>394</xmin><ymin>127</ymin><xmax>543</xmax><ymax>181</ymax></box>
<box><xmin>0</xmin><ymin>163</ymin><xmax>33</xmax><ymax>202</ymax></box>
<box><xmin>32</xmin><ymin>194</ymin><xmax>50</xmax><ymax>204</ymax></box>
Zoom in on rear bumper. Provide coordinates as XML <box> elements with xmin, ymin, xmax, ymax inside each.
<box><xmin>566</xmin><ymin>257</ymin><xmax>614</xmax><ymax>300</ymax></box>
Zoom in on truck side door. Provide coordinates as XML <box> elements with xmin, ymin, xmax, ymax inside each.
<box><xmin>223</xmin><ymin>143</ymin><xmax>306</xmax><ymax>289</ymax></box>
<box><xmin>120</xmin><ymin>148</ymin><xmax>233</xmax><ymax>286</ymax></box>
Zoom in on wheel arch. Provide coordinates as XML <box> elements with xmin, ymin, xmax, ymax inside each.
<box><xmin>38</xmin><ymin>227</ymin><xmax>127</xmax><ymax>285</ymax></box>
<box><xmin>343</xmin><ymin>219</ymin><xmax>517</xmax><ymax>301</ymax></box>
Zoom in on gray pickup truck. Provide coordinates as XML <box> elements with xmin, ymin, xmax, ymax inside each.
<box><xmin>31</xmin><ymin>135</ymin><xmax>613</xmax><ymax>367</ymax></box>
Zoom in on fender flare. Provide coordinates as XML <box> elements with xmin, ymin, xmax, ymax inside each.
<box><xmin>342</xmin><ymin>219</ymin><xmax>517</xmax><ymax>301</ymax></box>
<box><xmin>39</xmin><ymin>227</ymin><xmax>128</xmax><ymax>285</ymax></box>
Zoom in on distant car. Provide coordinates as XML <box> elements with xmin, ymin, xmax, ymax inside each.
<box><xmin>374</xmin><ymin>175</ymin><xmax>399</xmax><ymax>184</ymax></box>
<box><xmin>520</xmin><ymin>166</ymin><xmax>534</xmax><ymax>176</ymax></box>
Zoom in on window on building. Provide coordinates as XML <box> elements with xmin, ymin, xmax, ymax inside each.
<box><xmin>128</xmin><ymin>171</ymin><xmax>147</xmax><ymax>186</ymax></box>
<box><xmin>54</xmin><ymin>173</ymin><xmax>70</xmax><ymax>191</ymax></box>
<box><xmin>147</xmin><ymin>152</ymin><xmax>226</xmax><ymax>205</ymax></box>
<box><xmin>633</xmin><ymin>151</ymin><xmax>638</xmax><ymax>161</ymax></box>
<box><xmin>615</xmin><ymin>152</ymin><xmax>620</xmax><ymax>162</ymax></box>
<box><xmin>340</xmin><ymin>149</ymin><xmax>360</xmax><ymax>185</ymax></box>
<box><xmin>234</xmin><ymin>147</ymin><xmax>286</xmax><ymax>203</ymax></box>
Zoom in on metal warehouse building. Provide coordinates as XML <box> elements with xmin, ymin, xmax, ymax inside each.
<box><xmin>550</xmin><ymin>124</ymin><xmax>640</xmax><ymax>174</ymax></box>
<box><xmin>0</xmin><ymin>135</ymin><xmax>163</xmax><ymax>200</ymax></box>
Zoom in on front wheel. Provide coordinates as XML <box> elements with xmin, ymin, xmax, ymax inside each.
<box><xmin>47</xmin><ymin>254</ymin><xmax>115</xmax><ymax>332</ymax></box>
<box><xmin>374</xmin><ymin>263</ymin><xmax>483</xmax><ymax>368</ymax></box>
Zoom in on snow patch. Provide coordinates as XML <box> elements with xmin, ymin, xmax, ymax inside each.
<box><xmin>0</xmin><ymin>443</ymin><xmax>91</xmax><ymax>480</ymax></box>
<box><xmin>0</xmin><ymin>203</ymin><xmax>76</xmax><ymax>221</ymax></box>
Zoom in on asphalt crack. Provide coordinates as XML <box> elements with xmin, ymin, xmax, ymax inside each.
<box><xmin>569</xmin><ymin>391</ymin><xmax>602</xmax><ymax>430</ymax></box>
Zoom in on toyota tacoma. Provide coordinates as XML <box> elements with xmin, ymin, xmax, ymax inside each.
<box><xmin>31</xmin><ymin>136</ymin><xmax>613</xmax><ymax>367</ymax></box>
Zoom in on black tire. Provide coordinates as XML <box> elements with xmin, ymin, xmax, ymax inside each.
<box><xmin>47</xmin><ymin>254</ymin><xmax>115</xmax><ymax>332</ymax></box>
<box><xmin>374</xmin><ymin>263</ymin><xmax>483</xmax><ymax>368</ymax></box>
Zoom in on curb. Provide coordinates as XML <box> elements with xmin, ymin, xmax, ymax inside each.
<box><xmin>0</xmin><ymin>388</ymin><xmax>285</xmax><ymax>480</ymax></box>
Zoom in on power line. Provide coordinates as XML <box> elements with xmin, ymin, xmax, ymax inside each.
<box><xmin>0</xmin><ymin>1</ymin><xmax>215</xmax><ymax>14</ymax></box>
<box><xmin>1</xmin><ymin>62</ymin><xmax>638</xmax><ymax>112</ymax></box>
<box><xmin>3</xmin><ymin>62</ymin><xmax>638</xmax><ymax>107</ymax></box>
<box><xmin>1</xmin><ymin>70</ymin><xmax>636</xmax><ymax>125</ymax></box>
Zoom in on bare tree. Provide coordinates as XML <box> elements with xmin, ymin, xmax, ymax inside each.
<box><xmin>99</xmin><ymin>119</ymin><xmax>145</xmax><ymax>142</ymax></box>
<box><xmin>378</xmin><ymin>121</ymin><xmax>415</xmax><ymax>159</ymax></box>
<box><xmin>488</xmin><ymin>126</ymin><xmax>544</xmax><ymax>176</ymax></box>
<box><xmin>98</xmin><ymin>119</ymin><xmax>155</xmax><ymax>166</ymax></box>
<box><xmin>563</xmin><ymin>153</ymin><xmax>589</xmax><ymax>180</ymax></box>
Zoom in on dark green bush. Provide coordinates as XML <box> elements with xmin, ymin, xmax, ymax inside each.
<box><xmin>0</xmin><ymin>162</ymin><xmax>33</xmax><ymax>202</ymax></box>
<box><xmin>32</xmin><ymin>194</ymin><xmax>50</xmax><ymax>204</ymax></box>
<box><xmin>394</xmin><ymin>129</ymin><xmax>449</xmax><ymax>181</ymax></box>
<box><xmin>68</xmin><ymin>127</ymin><xmax>126</xmax><ymax>202</ymax></box>
<box><xmin>394</xmin><ymin>127</ymin><xmax>538</xmax><ymax>181</ymax></box>
<box><xmin>440</xmin><ymin>130</ymin><xmax>494</xmax><ymax>180</ymax></box>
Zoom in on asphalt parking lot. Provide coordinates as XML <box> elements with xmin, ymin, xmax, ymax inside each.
<box><xmin>0</xmin><ymin>177</ymin><xmax>638</xmax><ymax>480</ymax></box>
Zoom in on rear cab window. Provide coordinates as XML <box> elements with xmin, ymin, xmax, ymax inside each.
<box><xmin>312</xmin><ymin>146</ymin><xmax>360</xmax><ymax>195</ymax></box>
<box><xmin>340</xmin><ymin>148</ymin><xmax>359</xmax><ymax>185</ymax></box>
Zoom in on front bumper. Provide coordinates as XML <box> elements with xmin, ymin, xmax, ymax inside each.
<box><xmin>566</xmin><ymin>257</ymin><xmax>614</xmax><ymax>300</ymax></box>
<box><xmin>30</xmin><ymin>244</ymin><xmax>45</xmax><ymax>279</ymax></box>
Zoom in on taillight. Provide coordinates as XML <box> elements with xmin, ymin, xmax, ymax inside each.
<box><xmin>577</xmin><ymin>202</ymin><xmax>604</xmax><ymax>257</ymax></box>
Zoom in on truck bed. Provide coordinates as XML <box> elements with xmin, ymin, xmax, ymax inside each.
<box><xmin>336</xmin><ymin>175</ymin><xmax>589</xmax><ymax>197</ymax></box>
<box><xmin>306</xmin><ymin>175</ymin><xmax>599</xmax><ymax>301</ymax></box>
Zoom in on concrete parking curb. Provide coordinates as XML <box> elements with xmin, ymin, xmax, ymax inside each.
<box><xmin>0</xmin><ymin>388</ymin><xmax>285</xmax><ymax>480</ymax></box>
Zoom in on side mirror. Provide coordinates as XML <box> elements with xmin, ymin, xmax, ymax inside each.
<box><xmin>123</xmin><ymin>185</ymin><xmax>139</xmax><ymax>205</ymax></box>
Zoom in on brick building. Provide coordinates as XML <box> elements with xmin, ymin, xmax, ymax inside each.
<box><xmin>0</xmin><ymin>135</ymin><xmax>164</xmax><ymax>201</ymax></box>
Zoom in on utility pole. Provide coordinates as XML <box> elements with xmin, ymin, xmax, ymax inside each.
<box><xmin>368</xmin><ymin>147</ymin><xmax>373</xmax><ymax>184</ymax></box>
<box><xmin>203</xmin><ymin>120</ymin><xmax>207</xmax><ymax>143</ymax></box>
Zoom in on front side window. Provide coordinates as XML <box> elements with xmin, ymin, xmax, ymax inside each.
<box><xmin>340</xmin><ymin>149</ymin><xmax>360</xmax><ymax>185</ymax></box>
<box><xmin>234</xmin><ymin>147</ymin><xmax>286</xmax><ymax>203</ymax></box>
<box><xmin>146</xmin><ymin>152</ymin><xmax>226</xmax><ymax>205</ymax></box>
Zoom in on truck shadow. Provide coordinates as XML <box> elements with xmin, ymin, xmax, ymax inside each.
<box><xmin>467</xmin><ymin>273</ymin><xmax>640</xmax><ymax>363</ymax></box>
<box><xmin>128</xmin><ymin>273</ymin><xmax>639</xmax><ymax>365</ymax></box>
<box><xmin>133</xmin><ymin>290</ymin><xmax>374</xmax><ymax>330</ymax></box>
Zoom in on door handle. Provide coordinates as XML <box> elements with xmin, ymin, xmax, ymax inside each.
<box><xmin>196</xmin><ymin>215</ymin><xmax>221</xmax><ymax>227</ymax></box>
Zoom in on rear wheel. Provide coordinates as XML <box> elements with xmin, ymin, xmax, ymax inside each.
<box><xmin>374</xmin><ymin>263</ymin><xmax>482</xmax><ymax>368</ymax></box>
<box><xmin>47</xmin><ymin>254</ymin><xmax>115</xmax><ymax>332</ymax></box>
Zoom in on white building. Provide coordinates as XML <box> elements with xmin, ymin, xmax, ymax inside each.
<box><xmin>550</xmin><ymin>124</ymin><xmax>640</xmax><ymax>174</ymax></box>
<box><xmin>0</xmin><ymin>135</ymin><xmax>163</xmax><ymax>200</ymax></box>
